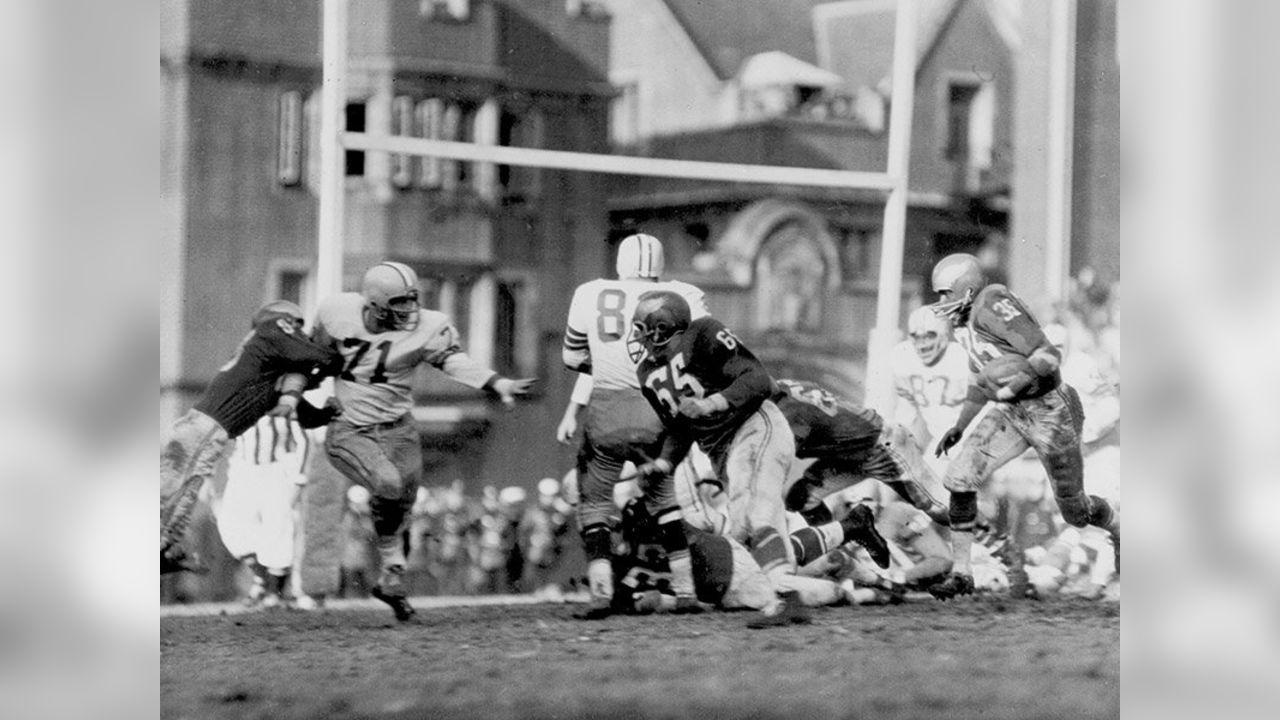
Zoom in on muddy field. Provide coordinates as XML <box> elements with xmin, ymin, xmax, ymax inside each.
<box><xmin>161</xmin><ymin>596</ymin><xmax>1119</xmax><ymax>720</ymax></box>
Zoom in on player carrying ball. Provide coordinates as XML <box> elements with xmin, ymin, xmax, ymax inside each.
<box><xmin>926</xmin><ymin>253</ymin><xmax>1120</xmax><ymax>599</ymax></box>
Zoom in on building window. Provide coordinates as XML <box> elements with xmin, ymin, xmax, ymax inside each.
<box><xmin>498</xmin><ymin>105</ymin><xmax>543</xmax><ymax>203</ymax></box>
<box><xmin>612</xmin><ymin>81</ymin><xmax>640</xmax><ymax>146</ymax></box>
<box><xmin>266</xmin><ymin>260</ymin><xmax>314</xmax><ymax>314</ymax></box>
<box><xmin>416</xmin><ymin>98</ymin><xmax>445</xmax><ymax>189</ymax></box>
<box><xmin>390</xmin><ymin>96</ymin><xmax>415</xmax><ymax>189</ymax></box>
<box><xmin>277</xmin><ymin>91</ymin><xmax>304</xmax><ymax>186</ymax></box>
<box><xmin>420</xmin><ymin>0</ymin><xmax>470</xmax><ymax>22</ymax></box>
<box><xmin>494</xmin><ymin>280</ymin><xmax>519</xmax><ymax>376</ymax></box>
<box><xmin>944</xmin><ymin>79</ymin><xmax>994</xmax><ymax>169</ymax></box>
<box><xmin>344</xmin><ymin>101</ymin><xmax>367</xmax><ymax>177</ymax></box>
<box><xmin>840</xmin><ymin>227</ymin><xmax>877</xmax><ymax>280</ymax></box>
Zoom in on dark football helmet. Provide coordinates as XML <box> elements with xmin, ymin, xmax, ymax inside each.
<box><xmin>631</xmin><ymin>290</ymin><xmax>691</xmax><ymax>360</ymax></box>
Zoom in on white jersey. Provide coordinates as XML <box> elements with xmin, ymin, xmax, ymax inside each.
<box><xmin>562</xmin><ymin>278</ymin><xmax>706</xmax><ymax>392</ymax></box>
<box><xmin>227</xmin><ymin>415</ymin><xmax>312</xmax><ymax>476</ymax></box>
<box><xmin>314</xmin><ymin>293</ymin><xmax>497</xmax><ymax>426</ymax></box>
<box><xmin>891</xmin><ymin>341</ymin><xmax>971</xmax><ymax>445</ymax></box>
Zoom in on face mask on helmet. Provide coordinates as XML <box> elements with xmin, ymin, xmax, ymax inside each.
<box><xmin>907</xmin><ymin>306</ymin><xmax>950</xmax><ymax>366</ymax></box>
<box><xmin>930</xmin><ymin>253</ymin><xmax>985</xmax><ymax>323</ymax></box>
<box><xmin>630</xmin><ymin>291</ymin><xmax>691</xmax><ymax>359</ymax></box>
<box><xmin>362</xmin><ymin>262</ymin><xmax>421</xmax><ymax>331</ymax></box>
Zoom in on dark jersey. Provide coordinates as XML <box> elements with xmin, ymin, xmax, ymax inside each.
<box><xmin>773</xmin><ymin>379</ymin><xmax>884</xmax><ymax>458</ymax></box>
<box><xmin>636</xmin><ymin>317</ymin><xmax>773</xmax><ymax>463</ymax></box>
<box><xmin>193</xmin><ymin>317</ymin><xmax>340</xmax><ymax>438</ymax></box>
<box><xmin>956</xmin><ymin>285</ymin><xmax>1060</xmax><ymax>398</ymax></box>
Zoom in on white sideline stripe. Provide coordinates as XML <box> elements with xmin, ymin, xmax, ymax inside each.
<box><xmin>342</xmin><ymin>133</ymin><xmax>898</xmax><ymax>191</ymax></box>
<box><xmin>160</xmin><ymin>592</ymin><xmax>590</xmax><ymax>617</ymax></box>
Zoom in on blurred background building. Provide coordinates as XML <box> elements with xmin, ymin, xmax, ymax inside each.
<box><xmin>161</xmin><ymin>0</ymin><xmax>1119</xmax><ymax>492</ymax></box>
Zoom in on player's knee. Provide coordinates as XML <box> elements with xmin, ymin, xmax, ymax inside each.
<box><xmin>581</xmin><ymin>523</ymin><xmax>613</xmax><ymax>561</ymax></box>
<box><xmin>942</xmin><ymin>472</ymin><xmax>973</xmax><ymax>494</ymax></box>
<box><xmin>949</xmin><ymin>491</ymin><xmax>979</xmax><ymax>531</ymax></box>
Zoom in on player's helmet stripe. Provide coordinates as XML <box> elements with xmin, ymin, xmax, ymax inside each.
<box><xmin>383</xmin><ymin>262</ymin><xmax>412</xmax><ymax>291</ymax></box>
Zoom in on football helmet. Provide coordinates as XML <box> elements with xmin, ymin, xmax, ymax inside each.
<box><xmin>361</xmin><ymin>261</ymin><xmax>421</xmax><ymax>331</ymax></box>
<box><xmin>616</xmin><ymin>233</ymin><xmax>665</xmax><ymax>279</ymax></box>
<box><xmin>631</xmin><ymin>290</ymin><xmax>691</xmax><ymax>359</ymax></box>
<box><xmin>907</xmin><ymin>306</ymin><xmax>951</xmax><ymax>366</ymax></box>
<box><xmin>252</xmin><ymin>300</ymin><xmax>305</xmax><ymax>330</ymax></box>
<box><xmin>930</xmin><ymin>253</ymin><xmax>986</xmax><ymax>323</ymax></box>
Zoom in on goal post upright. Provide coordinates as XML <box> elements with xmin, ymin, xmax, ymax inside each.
<box><xmin>317</xmin><ymin>0</ymin><xmax>348</xmax><ymax>301</ymax></box>
<box><xmin>864</xmin><ymin>0</ymin><xmax>918</xmax><ymax>415</ymax></box>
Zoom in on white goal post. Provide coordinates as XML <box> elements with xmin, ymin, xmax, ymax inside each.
<box><xmin>318</xmin><ymin>0</ymin><xmax>918</xmax><ymax>412</ymax></box>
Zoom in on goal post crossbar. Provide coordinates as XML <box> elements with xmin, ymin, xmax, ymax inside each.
<box><xmin>341</xmin><ymin>133</ymin><xmax>898</xmax><ymax>192</ymax></box>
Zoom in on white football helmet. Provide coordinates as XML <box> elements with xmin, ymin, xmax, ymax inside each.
<box><xmin>930</xmin><ymin>253</ymin><xmax>986</xmax><ymax>323</ymax></box>
<box><xmin>907</xmin><ymin>306</ymin><xmax>951</xmax><ymax>366</ymax></box>
<box><xmin>616</xmin><ymin>233</ymin><xmax>665</xmax><ymax>279</ymax></box>
<box><xmin>361</xmin><ymin>261</ymin><xmax>421</xmax><ymax>331</ymax></box>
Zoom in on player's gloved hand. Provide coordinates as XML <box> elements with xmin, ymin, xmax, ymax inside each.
<box><xmin>934</xmin><ymin>426</ymin><xmax>964</xmax><ymax>458</ymax></box>
<box><xmin>678</xmin><ymin>393</ymin><xmax>729</xmax><ymax>418</ymax></box>
<box><xmin>493</xmin><ymin>377</ymin><xmax>536</xmax><ymax>407</ymax></box>
<box><xmin>268</xmin><ymin>392</ymin><xmax>300</xmax><ymax>420</ymax></box>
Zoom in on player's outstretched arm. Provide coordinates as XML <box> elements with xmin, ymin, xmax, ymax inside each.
<box><xmin>488</xmin><ymin>376</ymin><xmax>536</xmax><ymax>408</ymax></box>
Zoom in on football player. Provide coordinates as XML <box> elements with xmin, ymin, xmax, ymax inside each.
<box><xmin>558</xmin><ymin>233</ymin><xmax>710</xmax><ymax>618</ymax></box>
<box><xmin>216</xmin><ymin>412</ymin><xmax>315</xmax><ymax>609</ymax></box>
<box><xmin>773</xmin><ymin>377</ymin><xmax>949</xmax><ymax>528</ymax></box>
<box><xmin>160</xmin><ymin>300</ymin><xmax>341</xmax><ymax>575</ymax></box>
<box><xmin>891</xmin><ymin>306</ymin><xmax>974</xmax><ymax>481</ymax></box>
<box><xmin>926</xmin><ymin>253</ymin><xmax>1119</xmax><ymax>599</ymax></box>
<box><xmin>631</xmin><ymin>289</ymin><xmax>872</xmax><ymax>626</ymax></box>
<box><xmin>312</xmin><ymin>261</ymin><xmax>534</xmax><ymax>621</ymax></box>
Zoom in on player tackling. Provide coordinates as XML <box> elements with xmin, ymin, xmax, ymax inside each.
<box><xmin>313</xmin><ymin>261</ymin><xmax>534</xmax><ymax>621</ymax></box>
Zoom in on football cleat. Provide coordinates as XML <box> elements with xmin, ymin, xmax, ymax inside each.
<box><xmin>371</xmin><ymin>566</ymin><xmax>416</xmax><ymax>622</ymax></box>
<box><xmin>845</xmin><ymin>505</ymin><xmax>891</xmax><ymax>569</ymax></box>
<box><xmin>746</xmin><ymin>591</ymin><xmax>812</xmax><ymax>629</ymax></box>
<box><xmin>573</xmin><ymin>598</ymin><xmax>615</xmax><ymax>621</ymax></box>
<box><xmin>928</xmin><ymin>573</ymin><xmax>975</xmax><ymax>600</ymax></box>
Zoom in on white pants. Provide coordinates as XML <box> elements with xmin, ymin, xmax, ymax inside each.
<box><xmin>216</xmin><ymin>461</ymin><xmax>302</xmax><ymax>571</ymax></box>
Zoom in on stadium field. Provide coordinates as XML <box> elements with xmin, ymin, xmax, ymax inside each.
<box><xmin>161</xmin><ymin>594</ymin><xmax>1119</xmax><ymax>719</ymax></box>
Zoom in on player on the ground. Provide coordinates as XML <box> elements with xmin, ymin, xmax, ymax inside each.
<box><xmin>558</xmin><ymin>233</ymin><xmax>710</xmax><ymax>618</ymax></box>
<box><xmin>631</xmin><ymin>290</ymin><xmax>888</xmax><ymax>627</ymax></box>
<box><xmin>313</xmin><ymin>261</ymin><xmax>534</xmax><ymax>621</ymax></box>
<box><xmin>160</xmin><ymin>300</ymin><xmax>341</xmax><ymax>575</ymax></box>
<box><xmin>925</xmin><ymin>253</ymin><xmax>1120</xmax><ymax>600</ymax></box>
<box><xmin>773</xmin><ymin>378</ymin><xmax>949</xmax><ymax>528</ymax></box>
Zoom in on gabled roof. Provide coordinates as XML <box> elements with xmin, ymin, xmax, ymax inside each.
<box><xmin>663</xmin><ymin>0</ymin><xmax>833</xmax><ymax>80</ymax></box>
<box><xmin>738</xmin><ymin>50</ymin><xmax>844</xmax><ymax>88</ymax></box>
<box><xmin>814</xmin><ymin>0</ymin><xmax>1019</xmax><ymax>95</ymax></box>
